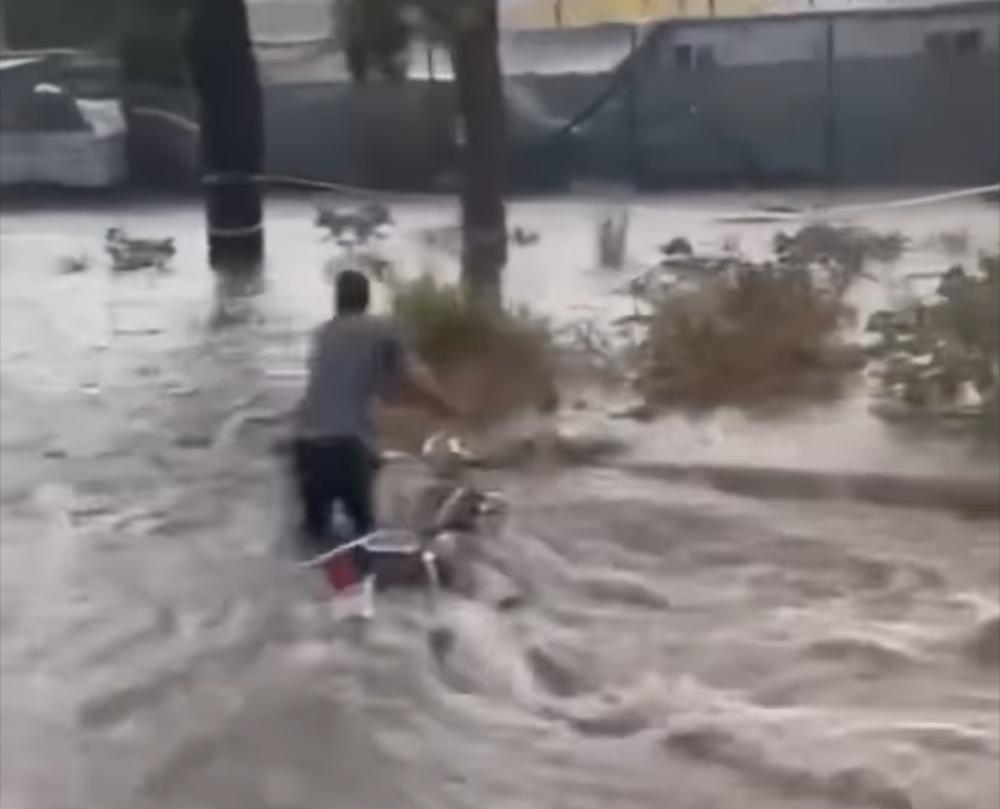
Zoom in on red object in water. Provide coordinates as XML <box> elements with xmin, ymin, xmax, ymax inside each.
<box><xmin>322</xmin><ymin>554</ymin><xmax>361</xmax><ymax>592</ymax></box>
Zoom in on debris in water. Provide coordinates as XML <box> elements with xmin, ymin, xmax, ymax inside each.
<box><xmin>612</xmin><ymin>313</ymin><xmax>654</xmax><ymax>328</ymax></box>
<box><xmin>759</xmin><ymin>203</ymin><xmax>801</xmax><ymax>214</ymax></box>
<box><xmin>773</xmin><ymin>224</ymin><xmax>904</xmax><ymax>292</ymax></box>
<box><xmin>58</xmin><ymin>254</ymin><xmax>89</xmax><ymax>274</ymax></box>
<box><xmin>428</xmin><ymin>625</ymin><xmax>455</xmax><ymax>658</ymax></box>
<box><xmin>314</xmin><ymin>199</ymin><xmax>393</xmax><ymax>245</ymax></box>
<box><xmin>935</xmin><ymin>229</ymin><xmax>970</xmax><ymax>256</ymax></box>
<box><xmin>661</xmin><ymin>237</ymin><xmax>694</xmax><ymax>257</ymax></box>
<box><xmin>510</xmin><ymin>226</ymin><xmax>540</xmax><ymax>246</ymax></box>
<box><xmin>113</xmin><ymin>326</ymin><xmax>163</xmax><ymax>337</ymax></box>
<box><xmin>721</xmin><ymin>233</ymin><xmax>742</xmax><ymax>254</ymax></box>
<box><xmin>105</xmin><ymin>228</ymin><xmax>176</xmax><ymax>272</ymax></box>
<box><xmin>609</xmin><ymin>402</ymin><xmax>655</xmax><ymax>422</ymax></box>
<box><xmin>162</xmin><ymin>382</ymin><xmax>199</xmax><ymax>398</ymax></box>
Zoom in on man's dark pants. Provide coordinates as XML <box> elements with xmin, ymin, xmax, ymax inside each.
<box><xmin>292</xmin><ymin>435</ymin><xmax>376</xmax><ymax>575</ymax></box>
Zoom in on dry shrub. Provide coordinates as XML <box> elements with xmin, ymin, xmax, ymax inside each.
<box><xmin>392</xmin><ymin>275</ymin><xmax>556</xmax><ymax>420</ymax></box>
<box><xmin>936</xmin><ymin>229</ymin><xmax>970</xmax><ymax>257</ymax></box>
<box><xmin>774</xmin><ymin>224</ymin><xmax>904</xmax><ymax>294</ymax></box>
<box><xmin>633</xmin><ymin>223</ymin><xmax>905</xmax><ymax>409</ymax></box>
<box><xmin>774</xmin><ymin>224</ymin><xmax>904</xmax><ymax>267</ymax></box>
<box><xmin>640</xmin><ymin>265</ymin><xmax>856</xmax><ymax>408</ymax></box>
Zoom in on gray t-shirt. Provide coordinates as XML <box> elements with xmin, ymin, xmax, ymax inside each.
<box><xmin>296</xmin><ymin>315</ymin><xmax>405</xmax><ymax>443</ymax></box>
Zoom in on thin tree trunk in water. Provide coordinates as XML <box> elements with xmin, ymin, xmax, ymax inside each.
<box><xmin>186</xmin><ymin>0</ymin><xmax>264</xmax><ymax>275</ymax></box>
<box><xmin>451</xmin><ymin>0</ymin><xmax>507</xmax><ymax>309</ymax></box>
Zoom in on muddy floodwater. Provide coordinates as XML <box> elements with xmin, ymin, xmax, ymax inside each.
<box><xmin>1</xmin><ymin>192</ymin><xmax>998</xmax><ymax>809</ymax></box>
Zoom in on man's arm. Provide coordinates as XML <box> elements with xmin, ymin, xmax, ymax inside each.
<box><xmin>402</xmin><ymin>355</ymin><xmax>461</xmax><ymax>420</ymax></box>
<box><xmin>377</xmin><ymin>324</ymin><xmax>460</xmax><ymax>419</ymax></box>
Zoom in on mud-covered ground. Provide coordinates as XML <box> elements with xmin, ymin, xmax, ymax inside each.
<box><xmin>2</xmin><ymin>191</ymin><xmax>998</xmax><ymax>809</ymax></box>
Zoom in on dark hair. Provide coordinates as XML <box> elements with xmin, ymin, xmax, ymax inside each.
<box><xmin>336</xmin><ymin>269</ymin><xmax>370</xmax><ymax>314</ymax></box>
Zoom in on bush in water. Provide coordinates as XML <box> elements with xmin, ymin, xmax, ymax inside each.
<box><xmin>392</xmin><ymin>275</ymin><xmax>557</xmax><ymax>421</ymax></box>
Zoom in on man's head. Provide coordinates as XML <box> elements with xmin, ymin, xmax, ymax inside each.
<box><xmin>335</xmin><ymin>269</ymin><xmax>370</xmax><ymax>315</ymax></box>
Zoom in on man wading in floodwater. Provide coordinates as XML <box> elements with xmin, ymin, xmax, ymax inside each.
<box><xmin>293</xmin><ymin>269</ymin><xmax>457</xmax><ymax>592</ymax></box>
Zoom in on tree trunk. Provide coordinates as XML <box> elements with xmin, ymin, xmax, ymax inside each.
<box><xmin>450</xmin><ymin>0</ymin><xmax>507</xmax><ymax>310</ymax></box>
<box><xmin>186</xmin><ymin>0</ymin><xmax>264</xmax><ymax>275</ymax></box>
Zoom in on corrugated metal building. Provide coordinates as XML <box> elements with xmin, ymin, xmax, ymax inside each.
<box><xmin>5</xmin><ymin>0</ymin><xmax>997</xmax><ymax>189</ymax></box>
<box><xmin>246</xmin><ymin>0</ymin><xmax>1000</xmax><ymax>188</ymax></box>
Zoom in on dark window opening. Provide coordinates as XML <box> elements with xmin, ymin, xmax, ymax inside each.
<box><xmin>925</xmin><ymin>29</ymin><xmax>985</xmax><ymax>57</ymax></box>
<box><xmin>674</xmin><ymin>44</ymin><xmax>694</xmax><ymax>71</ymax></box>
<box><xmin>955</xmin><ymin>29</ymin><xmax>983</xmax><ymax>54</ymax></box>
<box><xmin>673</xmin><ymin>43</ymin><xmax>716</xmax><ymax>71</ymax></box>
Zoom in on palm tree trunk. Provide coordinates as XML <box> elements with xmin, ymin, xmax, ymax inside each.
<box><xmin>186</xmin><ymin>0</ymin><xmax>264</xmax><ymax>275</ymax></box>
<box><xmin>451</xmin><ymin>0</ymin><xmax>507</xmax><ymax>309</ymax></box>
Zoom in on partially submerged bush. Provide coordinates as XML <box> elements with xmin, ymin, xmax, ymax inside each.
<box><xmin>639</xmin><ymin>263</ymin><xmax>857</xmax><ymax>408</ymax></box>
<box><xmin>774</xmin><ymin>224</ymin><xmax>904</xmax><ymax>294</ymax></box>
<box><xmin>936</xmin><ymin>229</ymin><xmax>970</xmax><ymax>257</ymax></box>
<box><xmin>626</xmin><ymin>223</ymin><xmax>907</xmax><ymax>409</ymax></box>
<box><xmin>392</xmin><ymin>275</ymin><xmax>556</xmax><ymax>419</ymax></box>
<box><xmin>596</xmin><ymin>208</ymin><xmax>629</xmax><ymax>269</ymax></box>
<box><xmin>868</xmin><ymin>254</ymin><xmax>999</xmax><ymax>434</ymax></box>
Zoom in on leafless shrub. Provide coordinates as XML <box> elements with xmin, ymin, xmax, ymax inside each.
<box><xmin>596</xmin><ymin>207</ymin><xmax>629</xmax><ymax>269</ymax></box>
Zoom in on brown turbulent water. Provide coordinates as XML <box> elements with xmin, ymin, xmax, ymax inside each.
<box><xmin>1</xmin><ymin>196</ymin><xmax>997</xmax><ymax>809</ymax></box>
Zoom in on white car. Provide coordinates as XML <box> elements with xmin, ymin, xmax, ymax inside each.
<box><xmin>0</xmin><ymin>76</ymin><xmax>126</xmax><ymax>188</ymax></box>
